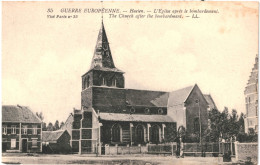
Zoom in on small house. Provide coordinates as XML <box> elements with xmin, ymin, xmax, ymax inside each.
<box><xmin>42</xmin><ymin>130</ymin><xmax>71</xmax><ymax>154</ymax></box>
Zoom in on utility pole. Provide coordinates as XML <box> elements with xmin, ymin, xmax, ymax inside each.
<box><xmin>196</xmin><ymin>99</ymin><xmax>202</xmax><ymax>156</ymax></box>
<box><xmin>196</xmin><ymin>99</ymin><xmax>202</xmax><ymax>144</ymax></box>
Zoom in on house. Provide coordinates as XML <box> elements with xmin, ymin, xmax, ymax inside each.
<box><xmin>244</xmin><ymin>55</ymin><xmax>258</xmax><ymax>134</ymax></box>
<box><xmin>62</xmin><ymin>21</ymin><xmax>215</xmax><ymax>154</ymax></box>
<box><xmin>2</xmin><ymin>105</ymin><xmax>42</xmax><ymax>152</ymax></box>
<box><xmin>42</xmin><ymin>130</ymin><xmax>71</xmax><ymax>153</ymax></box>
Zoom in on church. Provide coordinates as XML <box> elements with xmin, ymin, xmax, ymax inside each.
<box><xmin>65</xmin><ymin>21</ymin><xmax>216</xmax><ymax>154</ymax></box>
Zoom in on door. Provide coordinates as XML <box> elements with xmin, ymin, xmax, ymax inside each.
<box><xmin>22</xmin><ymin>139</ymin><xmax>27</xmax><ymax>152</ymax></box>
<box><xmin>2</xmin><ymin>142</ymin><xmax>7</xmax><ymax>152</ymax></box>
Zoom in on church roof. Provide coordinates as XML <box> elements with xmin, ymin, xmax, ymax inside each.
<box><xmin>167</xmin><ymin>85</ymin><xmax>195</xmax><ymax>107</ymax></box>
<box><xmin>2</xmin><ymin>105</ymin><xmax>41</xmax><ymax>123</ymax></box>
<box><xmin>204</xmin><ymin>94</ymin><xmax>217</xmax><ymax>110</ymax></box>
<box><xmin>99</xmin><ymin>113</ymin><xmax>174</xmax><ymax>123</ymax></box>
<box><xmin>89</xmin><ymin>21</ymin><xmax>122</xmax><ymax>73</ymax></box>
<box><xmin>126</xmin><ymin>89</ymin><xmax>169</xmax><ymax>107</ymax></box>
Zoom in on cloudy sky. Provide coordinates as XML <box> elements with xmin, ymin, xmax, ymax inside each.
<box><xmin>2</xmin><ymin>2</ymin><xmax>258</xmax><ymax>124</ymax></box>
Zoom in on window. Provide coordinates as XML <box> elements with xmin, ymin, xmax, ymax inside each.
<box><xmin>102</xmin><ymin>77</ymin><xmax>107</xmax><ymax>86</ymax></box>
<box><xmin>112</xmin><ymin>78</ymin><xmax>117</xmax><ymax>87</ymax></box>
<box><xmin>11</xmin><ymin>139</ymin><xmax>16</xmax><ymax>148</ymax></box>
<box><xmin>151</xmin><ymin>125</ymin><xmax>160</xmax><ymax>143</ymax></box>
<box><xmin>2</xmin><ymin>126</ymin><xmax>7</xmax><ymax>135</ymax></box>
<box><xmin>33</xmin><ymin>125</ymin><xmax>37</xmax><ymax>135</ymax></box>
<box><xmin>32</xmin><ymin>139</ymin><xmax>37</xmax><ymax>148</ymax></box>
<box><xmin>11</xmin><ymin>126</ymin><xmax>16</xmax><ymax>134</ymax></box>
<box><xmin>130</xmin><ymin>107</ymin><xmax>135</xmax><ymax>113</ymax></box>
<box><xmin>145</xmin><ymin>108</ymin><xmax>150</xmax><ymax>114</ymax></box>
<box><xmin>158</xmin><ymin>108</ymin><xmax>164</xmax><ymax>114</ymax></box>
<box><xmin>86</xmin><ymin>76</ymin><xmax>90</xmax><ymax>88</ymax></box>
<box><xmin>111</xmin><ymin>124</ymin><xmax>121</xmax><ymax>143</ymax></box>
<box><xmin>83</xmin><ymin>78</ymin><xmax>86</xmax><ymax>89</ymax></box>
<box><xmin>136</xmin><ymin>125</ymin><xmax>144</xmax><ymax>143</ymax></box>
<box><xmin>22</xmin><ymin>125</ymin><xmax>28</xmax><ymax>135</ymax></box>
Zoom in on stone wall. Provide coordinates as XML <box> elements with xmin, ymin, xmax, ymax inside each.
<box><xmin>235</xmin><ymin>142</ymin><xmax>258</xmax><ymax>163</ymax></box>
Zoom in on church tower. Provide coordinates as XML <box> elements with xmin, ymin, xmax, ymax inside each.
<box><xmin>81</xmin><ymin>21</ymin><xmax>125</xmax><ymax>90</ymax></box>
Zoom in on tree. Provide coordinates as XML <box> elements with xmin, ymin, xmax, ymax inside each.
<box><xmin>237</xmin><ymin>113</ymin><xmax>245</xmax><ymax>133</ymax></box>
<box><xmin>36</xmin><ymin>112</ymin><xmax>47</xmax><ymax>131</ymax></box>
<box><xmin>228</xmin><ymin>109</ymin><xmax>240</xmax><ymax>140</ymax></box>
<box><xmin>47</xmin><ymin>122</ymin><xmax>54</xmax><ymax>131</ymax></box>
<box><xmin>42</xmin><ymin>122</ymin><xmax>47</xmax><ymax>131</ymax></box>
<box><xmin>54</xmin><ymin>120</ymin><xmax>60</xmax><ymax>131</ymax></box>
<box><xmin>60</xmin><ymin>121</ymin><xmax>65</xmax><ymax>129</ymax></box>
<box><xmin>36</xmin><ymin>112</ymin><xmax>44</xmax><ymax>121</ymax></box>
<box><xmin>220</xmin><ymin>107</ymin><xmax>231</xmax><ymax>141</ymax></box>
<box><xmin>208</xmin><ymin>108</ymin><xmax>222</xmax><ymax>142</ymax></box>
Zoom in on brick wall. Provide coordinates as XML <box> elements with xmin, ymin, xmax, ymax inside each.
<box><xmin>235</xmin><ymin>142</ymin><xmax>258</xmax><ymax>163</ymax></box>
<box><xmin>185</xmin><ymin>86</ymin><xmax>208</xmax><ymax>135</ymax></box>
<box><xmin>92</xmin><ymin>87</ymin><xmax>126</xmax><ymax>113</ymax></box>
<box><xmin>81</xmin><ymin>88</ymin><xmax>92</xmax><ymax>108</ymax></box>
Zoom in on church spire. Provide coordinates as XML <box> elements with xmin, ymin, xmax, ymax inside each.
<box><xmin>90</xmin><ymin>21</ymin><xmax>117</xmax><ymax>70</ymax></box>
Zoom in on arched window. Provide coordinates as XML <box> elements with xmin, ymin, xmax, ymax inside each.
<box><xmin>86</xmin><ymin>76</ymin><xmax>90</xmax><ymax>88</ymax></box>
<box><xmin>111</xmin><ymin>124</ymin><xmax>121</xmax><ymax>143</ymax></box>
<box><xmin>194</xmin><ymin>117</ymin><xmax>200</xmax><ymax>133</ymax></box>
<box><xmin>83</xmin><ymin>78</ymin><xmax>86</xmax><ymax>89</ymax></box>
<box><xmin>151</xmin><ymin>125</ymin><xmax>160</xmax><ymax>143</ymax></box>
<box><xmin>112</xmin><ymin>78</ymin><xmax>117</xmax><ymax>87</ymax></box>
<box><xmin>102</xmin><ymin>77</ymin><xmax>107</xmax><ymax>86</ymax></box>
<box><xmin>136</xmin><ymin>125</ymin><xmax>145</xmax><ymax>143</ymax></box>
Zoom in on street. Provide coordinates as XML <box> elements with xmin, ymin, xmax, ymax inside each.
<box><xmin>2</xmin><ymin>153</ymin><xmax>238</xmax><ymax>165</ymax></box>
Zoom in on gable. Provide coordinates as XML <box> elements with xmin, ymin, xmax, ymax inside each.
<box><xmin>185</xmin><ymin>85</ymin><xmax>208</xmax><ymax>105</ymax></box>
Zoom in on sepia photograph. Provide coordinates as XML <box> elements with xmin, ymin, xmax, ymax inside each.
<box><xmin>1</xmin><ymin>1</ymin><xmax>259</xmax><ymax>164</ymax></box>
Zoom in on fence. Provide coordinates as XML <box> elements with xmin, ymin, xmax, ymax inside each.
<box><xmin>104</xmin><ymin>145</ymin><xmax>148</xmax><ymax>155</ymax></box>
<box><xmin>219</xmin><ymin>142</ymin><xmax>235</xmax><ymax>156</ymax></box>
<box><xmin>147</xmin><ymin>143</ymin><xmax>176</xmax><ymax>155</ymax></box>
<box><xmin>183</xmin><ymin>143</ymin><xmax>219</xmax><ymax>156</ymax></box>
<box><xmin>102</xmin><ymin>142</ymin><xmax>236</xmax><ymax>156</ymax></box>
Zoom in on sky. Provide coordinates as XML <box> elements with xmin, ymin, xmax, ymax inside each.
<box><xmin>2</xmin><ymin>1</ymin><xmax>258</xmax><ymax>124</ymax></box>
